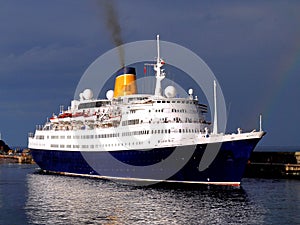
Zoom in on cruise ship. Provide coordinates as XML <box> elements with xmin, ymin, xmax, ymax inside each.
<box><xmin>28</xmin><ymin>35</ymin><xmax>265</xmax><ymax>186</ymax></box>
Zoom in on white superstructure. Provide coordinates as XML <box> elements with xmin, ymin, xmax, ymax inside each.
<box><xmin>29</xmin><ymin>35</ymin><xmax>264</xmax><ymax>153</ymax></box>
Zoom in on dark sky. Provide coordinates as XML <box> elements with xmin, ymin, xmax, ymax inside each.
<box><xmin>0</xmin><ymin>0</ymin><xmax>299</xmax><ymax>147</ymax></box>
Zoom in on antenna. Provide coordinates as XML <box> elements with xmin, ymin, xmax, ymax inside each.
<box><xmin>157</xmin><ymin>34</ymin><xmax>160</xmax><ymax>64</ymax></box>
<box><xmin>154</xmin><ymin>34</ymin><xmax>165</xmax><ymax>96</ymax></box>
<box><xmin>60</xmin><ymin>105</ymin><xmax>64</xmax><ymax>114</ymax></box>
<box><xmin>259</xmin><ymin>114</ymin><xmax>262</xmax><ymax>132</ymax></box>
<box><xmin>213</xmin><ymin>80</ymin><xmax>218</xmax><ymax>134</ymax></box>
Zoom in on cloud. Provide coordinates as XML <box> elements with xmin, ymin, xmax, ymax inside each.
<box><xmin>0</xmin><ymin>44</ymin><xmax>88</xmax><ymax>75</ymax></box>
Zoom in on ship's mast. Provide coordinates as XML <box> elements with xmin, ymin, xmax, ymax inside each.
<box><xmin>154</xmin><ymin>35</ymin><xmax>165</xmax><ymax>96</ymax></box>
<box><xmin>212</xmin><ymin>80</ymin><xmax>218</xmax><ymax>134</ymax></box>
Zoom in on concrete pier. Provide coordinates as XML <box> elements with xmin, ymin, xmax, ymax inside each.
<box><xmin>0</xmin><ymin>151</ymin><xmax>34</xmax><ymax>164</ymax></box>
<box><xmin>245</xmin><ymin>152</ymin><xmax>300</xmax><ymax>178</ymax></box>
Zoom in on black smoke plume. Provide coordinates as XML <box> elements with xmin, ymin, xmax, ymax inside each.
<box><xmin>97</xmin><ymin>0</ymin><xmax>125</xmax><ymax>67</ymax></box>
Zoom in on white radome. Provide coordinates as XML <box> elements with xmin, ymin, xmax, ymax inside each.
<box><xmin>164</xmin><ymin>86</ymin><xmax>176</xmax><ymax>98</ymax></box>
<box><xmin>83</xmin><ymin>89</ymin><xmax>93</xmax><ymax>100</ymax></box>
<box><xmin>106</xmin><ymin>90</ymin><xmax>114</xmax><ymax>100</ymax></box>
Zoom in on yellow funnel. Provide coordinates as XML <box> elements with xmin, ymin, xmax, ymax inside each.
<box><xmin>113</xmin><ymin>67</ymin><xmax>137</xmax><ymax>97</ymax></box>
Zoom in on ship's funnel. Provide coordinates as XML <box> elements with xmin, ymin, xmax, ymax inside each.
<box><xmin>113</xmin><ymin>67</ymin><xmax>137</xmax><ymax>97</ymax></box>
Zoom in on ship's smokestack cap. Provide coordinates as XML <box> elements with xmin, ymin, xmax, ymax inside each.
<box><xmin>116</xmin><ymin>67</ymin><xmax>136</xmax><ymax>76</ymax></box>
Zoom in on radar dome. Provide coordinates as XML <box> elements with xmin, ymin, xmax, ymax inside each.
<box><xmin>164</xmin><ymin>86</ymin><xmax>176</xmax><ymax>98</ymax></box>
<box><xmin>106</xmin><ymin>90</ymin><xmax>114</xmax><ymax>100</ymax></box>
<box><xmin>83</xmin><ymin>89</ymin><xmax>93</xmax><ymax>100</ymax></box>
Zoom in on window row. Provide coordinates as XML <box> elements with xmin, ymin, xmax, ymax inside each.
<box><xmin>45</xmin><ymin>127</ymin><xmax>203</xmax><ymax>142</ymax></box>
<box><xmin>50</xmin><ymin>142</ymin><xmax>145</xmax><ymax>149</ymax></box>
<box><xmin>155</xmin><ymin>100</ymin><xmax>197</xmax><ymax>104</ymax></box>
<box><xmin>122</xmin><ymin>119</ymin><xmax>139</xmax><ymax>126</ymax></box>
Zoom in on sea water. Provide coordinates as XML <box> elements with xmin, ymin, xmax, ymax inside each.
<box><xmin>0</xmin><ymin>162</ymin><xmax>299</xmax><ymax>225</ymax></box>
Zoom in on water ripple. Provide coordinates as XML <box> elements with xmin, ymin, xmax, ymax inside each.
<box><xmin>25</xmin><ymin>173</ymin><xmax>276</xmax><ymax>225</ymax></box>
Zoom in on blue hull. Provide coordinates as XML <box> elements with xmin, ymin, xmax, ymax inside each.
<box><xmin>30</xmin><ymin>138</ymin><xmax>261</xmax><ymax>185</ymax></box>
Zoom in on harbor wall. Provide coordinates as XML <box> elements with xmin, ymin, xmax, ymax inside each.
<box><xmin>244</xmin><ymin>151</ymin><xmax>300</xmax><ymax>178</ymax></box>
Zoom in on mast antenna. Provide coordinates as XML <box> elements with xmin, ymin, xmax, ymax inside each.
<box><xmin>157</xmin><ymin>34</ymin><xmax>160</xmax><ymax>64</ymax></box>
<box><xmin>213</xmin><ymin>80</ymin><xmax>218</xmax><ymax>134</ymax></box>
<box><xmin>259</xmin><ymin>114</ymin><xmax>262</xmax><ymax>132</ymax></box>
<box><xmin>154</xmin><ymin>35</ymin><xmax>165</xmax><ymax>96</ymax></box>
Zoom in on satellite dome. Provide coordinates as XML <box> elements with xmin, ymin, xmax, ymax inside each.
<box><xmin>164</xmin><ymin>86</ymin><xmax>176</xmax><ymax>98</ymax></box>
<box><xmin>106</xmin><ymin>90</ymin><xmax>114</xmax><ymax>100</ymax></box>
<box><xmin>82</xmin><ymin>89</ymin><xmax>93</xmax><ymax>100</ymax></box>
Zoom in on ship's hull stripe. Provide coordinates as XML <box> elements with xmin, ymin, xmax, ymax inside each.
<box><xmin>40</xmin><ymin>171</ymin><xmax>241</xmax><ymax>187</ymax></box>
